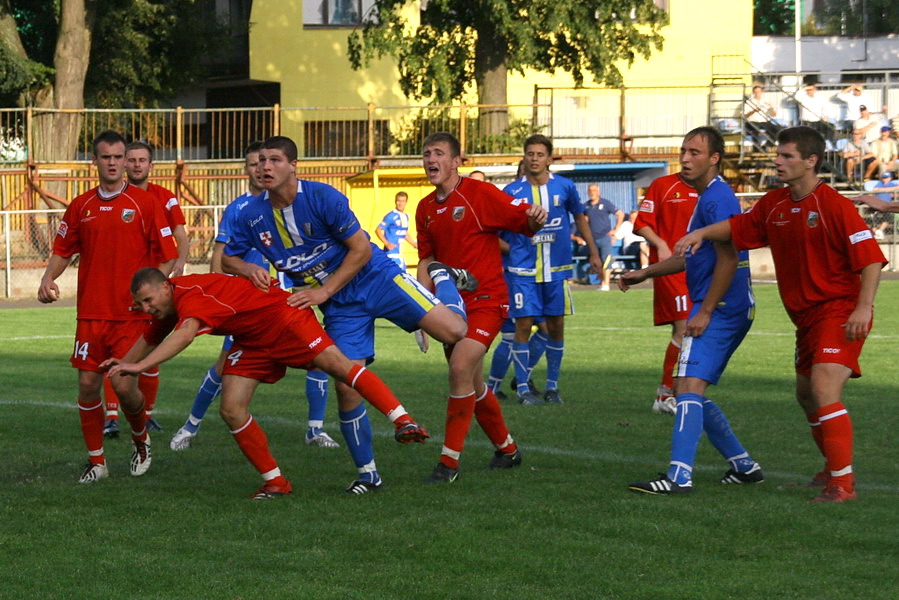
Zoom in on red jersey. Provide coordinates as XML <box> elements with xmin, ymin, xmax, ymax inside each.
<box><xmin>147</xmin><ymin>274</ymin><xmax>313</xmax><ymax>350</ymax></box>
<box><xmin>53</xmin><ymin>183</ymin><xmax>178</xmax><ymax>320</ymax></box>
<box><xmin>634</xmin><ymin>173</ymin><xmax>697</xmax><ymax>263</ymax></box>
<box><xmin>417</xmin><ymin>177</ymin><xmax>534</xmax><ymax>304</ymax></box>
<box><xmin>730</xmin><ymin>182</ymin><xmax>887</xmax><ymax>325</ymax></box>
<box><xmin>145</xmin><ymin>182</ymin><xmax>186</xmax><ymax>228</ymax></box>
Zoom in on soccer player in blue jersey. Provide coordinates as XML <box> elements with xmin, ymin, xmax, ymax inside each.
<box><xmin>619</xmin><ymin>126</ymin><xmax>763</xmax><ymax>494</ymax></box>
<box><xmin>221</xmin><ymin>136</ymin><xmax>470</xmax><ymax>493</ymax></box>
<box><xmin>169</xmin><ymin>142</ymin><xmax>339</xmax><ymax>451</ymax></box>
<box><xmin>376</xmin><ymin>191</ymin><xmax>418</xmax><ymax>270</ymax></box>
<box><xmin>501</xmin><ymin>134</ymin><xmax>602</xmax><ymax>404</ymax></box>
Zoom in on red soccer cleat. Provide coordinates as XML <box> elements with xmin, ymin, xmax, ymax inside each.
<box><xmin>251</xmin><ymin>477</ymin><xmax>293</xmax><ymax>500</ymax></box>
<box><xmin>809</xmin><ymin>484</ymin><xmax>857</xmax><ymax>504</ymax></box>
<box><xmin>394</xmin><ymin>419</ymin><xmax>430</xmax><ymax>444</ymax></box>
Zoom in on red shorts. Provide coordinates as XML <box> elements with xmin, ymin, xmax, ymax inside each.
<box><xmin>794</xmin><ymin>313</ymin><xmax>869</xmax><ymax>379</ymax></box>
<box><xmin>442</xmin><ymin>302</ymin><xmax>507</xmax><ymax>360</ymax></box>
<box><xmin>652</xmin><ymin>272</ymin><xmax>691</xmax><ymax>326</ymax></box>
<box><xmin>221</xmin><ymin>311</ymin><xmax>335</xmax><ymax>384</ymax></box>
<box><xmin>71</xmin><ymin>319</ymin><xmax>149</xmax><ymax>373</ymax></box>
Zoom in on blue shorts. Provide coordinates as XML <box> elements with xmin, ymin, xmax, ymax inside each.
<box><xmin>594</xmin><ymin>236</ymin><xmax>614</xmax><ymax>268</ymax></box>
<box><xmin>322</xmin><ymin>252</ymin><xmax>439</xmax><ymax>360</ymax></box>
<box><xmin>676</xmin><ymin>305</ymin><xmax>754</xmax><ymax>385</ymax></box>
<box><xmin>508</xmin><ymin>278</ymin><xmax>573</xmax><ymax>318</ymax></box>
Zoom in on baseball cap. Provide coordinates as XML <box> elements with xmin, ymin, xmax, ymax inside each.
<box><xmin>881</xmin><ymin>171</ymin><xmax>893</xmax><ymax>178</ymax></box>
<box><xmin>859</xmin><ymin>104</ymin><xmax>868</xmax><ymax>111</ymax></box>
<box><xmin>881</xmin><ymin>126</ymin><xmax>892</xmax><ymax>132</ymax></box>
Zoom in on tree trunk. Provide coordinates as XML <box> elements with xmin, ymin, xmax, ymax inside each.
<box><xmin>474</xmin><ymin>24</ymin><xmax>509</xmax><ymax>140</ymax></box>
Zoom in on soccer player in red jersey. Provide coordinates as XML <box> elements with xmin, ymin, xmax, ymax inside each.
<box><xmin>37</xmin><ymin>130</ymin><xmax>179</xmax><ymax>484</ymax></box>
<box><xmin>675</xmin><ymin>126</ymin><xmax>887</xmax><ymax>503</ymax></box>
<box><xmin>633</xmin><ymin>173</ymin><xmax>698</xmax><ymax>415</ymax></box>
<box><xmin>416</xmin><ymin>132</ymin><xmax>547</xmax><ymax>483</ymax></box>
<box><xmin>105</xmin><ymin>268</ymin><xmax>426</xmax><ymax>499</ymax></box>
<box><xmin>101</xmin><ymin>141</ymin><xmax>191</xmax><ymax>437</ymax></box>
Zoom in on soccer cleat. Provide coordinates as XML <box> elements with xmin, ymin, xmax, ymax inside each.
<box><xmin>345</xmin><ymin>479</ymin><xmax>383</xmax><ymax>494</ymax></box>
<box><xmin>305</xmin><ymin>430</ymin><xmax>340</xmax><ymax>448</ymax></box>
<box><xmin>145</xmin><ymin>417</ymin><xmax>164</xmax><ymax>432</ymax></box>
<box><xmin>129</xmin><ymin>436</ymin><xmax>152</xmax><ymax>477</ymax></box>
<box><xmin>652</xmin><ymin>385</ymin><xmax>676</xmax><ymax>415</ymax></box>
<box><xmin>425</xmin><ymin>462</ymin><xmax>459</xmax><ymax>484</ymax></box>
<box><xmin>807</xmin><ymin>469</ymin><xmax>830</xmax><ymax>488</ymax></box>
<box><xmin>720</xmin><ymin>463</ymin><xmax>764</xmax><ymax>484</ymax></box>
<box><xmin>427</xmin><ymin>261</ymin><xmax>478</xmax><ymax>292</ymax></box>
<box><xmin>809</xmin><ymin>484</ymin><xmax>857</xmax><ymax>503</ymax></box>
<box><xmin>518</xmin><ymin>391</ymin><xmax>544</xmax><ymax>405</ymax></box>
<box><xmin>487</xmin><ymin>449</ymin><xmax>522</xmax><ymax>470</ymax></box>
<box><xmin>628</xmin><ymin>474</ymin><xmax>692</xmax><ymax>495</ymax></box>
<box><xmin>394</xmin><ymin>419</ymin><xmax>430</xmax><ymax>444</ymax></box>
<box><xmin>79</xmin><ymin>462</ymin><xmax>109</xmax><ymax>484</ymax></box>
<box><xmin>103</xmin><ymin>419</ymin><xmax>120</xmax><ymax>439</ymax></box>
<box><xmin>414</xmin><ymin>329</ymin><xmax>429</xmax><ymax>353</ymax></box>
<box><xmin>251</xmin><ymin>478</ymin><xmax>293</xmax><ymax>500</ymax></box>
<box><xmin>511</xmin><ymin>377</ymin><xmax>541</xmax><ymax>395</ymax></box>
<box><xmin>543</xmin><ymin>389</ymin><xmax>563</xmax><ymax>404</ymax></box>
<box><xmin>169</xmin><ymin>426</ymin><xmax>197</xmax><ymax>451</ymax></box>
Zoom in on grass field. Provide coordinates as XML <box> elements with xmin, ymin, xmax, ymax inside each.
<box><xmin>1</xmin><ymin>282</ymin><xmax>897</xmax><ymax>599</ymax></box>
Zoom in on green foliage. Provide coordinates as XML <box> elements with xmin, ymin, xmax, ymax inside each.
<box><xmin>349</xmin><ymin>0</ymin><xmax>668</xmax><ymax>104</ymax></box>
<box><xmin>753</xmin><ymin>0</ymin><xmax>795</xmax><ymax>36</ymax></box>
<box><xmin>0</xmin><ymin>40</ymin><xmax>51</xmax><ymax>104</ymax></box>
<box><xmin>390</xmin><ymin>108</ymin><xmax>544</xmax><ymax>155</ymax></box>
<box><xmin>1</xmin><ymin>282</ymin><xmax>899</xmax><ymax>598</ymax></box>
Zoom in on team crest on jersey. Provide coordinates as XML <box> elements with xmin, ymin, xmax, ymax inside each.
<box><xmin>259</xmin><ymin>231</ymin><xmax>273</xmax><ymax>247</ymax></box>
<box><xmin>807</xmin><ymin>211</ymin><xmax>819</xmax><ymax>228</ymax></box>
<box><xmin>121</xmin><ymin>209</ymin><xmax>135</xmax><ymax>223</ymax></box>
<box><xmin>452</xmin><ymin>206</ymin><xmax>465</xmax><ymax>221</ymax></box>
<box><xmin>57</xmin><ymin>221</ymin><xmax>68</xmax><ymax>238</ymax></box>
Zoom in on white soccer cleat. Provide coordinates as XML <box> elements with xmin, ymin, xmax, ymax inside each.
<box><xmin>130</xmin><ymin>436</ymin><xmax>152</xmax><ymax>476</ymax></box>
<box><xmin>79</xmin><ymin>462</ymin><xmax>109</xmax><ymax>484</ymax></box>
<box><xmin>169</xmin><ymin>426</ymin><xmax>197</xmax><ymax>451</ymax></box>
<box><xmin>305</xmin><ymin>431</ymin><xmax>340</xmax><ymax>448</ymax></box>
<box><xmin>414</xmin><ymin>329</ymin><xmax>429</xmax><ymax>353</ymax></box>
<box><xmin>652</xmin><ymin>386</ymin><xmax>677</xmax><ymax>415</ymax></box>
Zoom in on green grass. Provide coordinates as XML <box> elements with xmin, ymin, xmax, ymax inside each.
<box><xmin>1</xmin><ymin>282</ymin><xmax>898</xmax><ymax>599</ymax></box>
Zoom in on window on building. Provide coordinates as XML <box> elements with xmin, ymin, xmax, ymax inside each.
<box><xmin>304</xmin><ymin>0</ymin><xmax>375</xmax><ymax>26</ymax></box>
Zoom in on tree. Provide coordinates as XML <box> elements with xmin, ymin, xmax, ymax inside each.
<box><xmin>348</xmin><ymin>0</ymin><xmax>667</xmax><ymax>135</ymax></box>
<box><xmin>753</xmin><ymin>0</ymin><xmax>794</xmax><ymax>36</ymax></box>
<box><xmin>0</xmin><ymin>0</ymin><xmax>225</xmax><ymax>167</ymax></box>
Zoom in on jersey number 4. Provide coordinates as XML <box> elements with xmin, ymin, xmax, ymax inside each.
<box><xmin>227</xmin><ymin>349</ymin><xmax>243</xmax><ymax>366</ymax></box>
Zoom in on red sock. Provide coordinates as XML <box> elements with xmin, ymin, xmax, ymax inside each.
<box><xmin>103</xmin><ymin>378</ymin><xmax>119</xmax><ymax>420</ymax></box>
<box><xmin>474</xmin><ymin>388</ymin><xmax>517</xmax><ymax>453</ymax></box>
<box><xmin>122</xmin><ymin>403</ymin><xmax>148</xmax><ymax>443</ymax></box>
<box><xmin>231</xmin><ymin>415</ymin><xmax>279</xmax><ymax>476</ymax></box>
<box><xmin>78</xmin><ymin>398</ymin><xmax>106</xmax><ymax>465</ymax></box>
<box><xmin>660</xmin><ymin>340</ymin><xmax>680</xmax><ymax>390</ymax></box>
<box><xmin>806</xmin><ymin>412</ymin><xmax>826</xmax><ymax>456</ymax></box>
<box><xmin>817</xmin><ymin>402</ymin><xmax>854</xmax><ymax>491</ymax></box>
<box><xmin>346</xmin><ymin>364</ymin><xmax>404</xmax><ymax>420</ymax></box>
<box><xmin>440</xmin><ymin>393</ymin><xmax>476</xmax><ymax>469</ymax></box>
<box><xmin>139</xmin><ymin>368</ymin><xmax>160</xmax><ymax>418</ymax></box>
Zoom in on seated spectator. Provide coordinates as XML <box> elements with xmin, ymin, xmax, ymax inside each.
<box><xmin>615</xmin><ymin>210</ymin><xmax>649</xmax><ymax>269</ymax></box>
<box><xmin>743</xmin><ymin>85</ymin><xmax>777</xmax><ymax>148</ymax></box>
<box><xmin>843</xmin><ymin>129</ymin><xmax>875</xmax><ymax>181</ymax></box>
<box><xmin>867</xmin><ymin>126</ymin><xmax>899</xmax><ymax>179</ymax></box>
<box><xmin>854</xmin><ymin>105</ymin><xmax>880</xmax><ymax>144</ymax></box>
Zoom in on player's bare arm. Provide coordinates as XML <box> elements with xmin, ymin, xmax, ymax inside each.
<box><xmin>222</xmin><ymin>252</ymin><xmax>272</xmax><ymax>291</ymax></box>
<box><xmin>854</xmin><ymin>193</ymin><xmax>899</xmax><ymax>213</ymax></box>
<box><xmin>617</xmin><ymin>254</ymin><xmax>685</xmax><ymax>292</ymax></box>
<box><xmin>686</xmin><ymin>241</ymin><xmax>738</xmax><ymax>338</ymax></box>
<box><xmin>104</xmin><ymin>319</ymin><xmax>200</xmax><ymax>377</ymax></box>
<box><xmin>37</xmin><ymin>254</ymin><xmax>71</xmax><ymax>303</ymax></box>
<box><xmin>209</xmin><ymin>242</ymin><xmax>226</xmax><ymax>273</ymax></box>
<box><xmin>635</xmin><ymin>226</ymin><xmax>672</xmax><ymax>261</ymax></box>
<box><xmin>286</xmin><ymin>228</ymin><xmax>372</xmax><ymax>310</ymax></box>
<box><xmin>375</xmin><ymin>226</ymin><xmax>393</xmax><ymax>250</ymax></box>
<box><xmin>574</xmin><ymin>213</ymin><xmax>602</xmax><ymax>274</ymax></box>
<box><xmin>674</xmin><ymin>219</ymin><xmax>733</xmax><ymax>257</ymax></box>
<box><xmin>170</xmin><ymin>223</ymin><xmax>190</xmax><ymax>277</ymax></box>
<box><xmin>526</xmin><ymin>205</ymin><xmax>548</xmax><ymax>231</ymax></box>
<box><xmin>843</xmin><ymin>262</ymin><xmax>882</xmax><ymax>342</ymax></box>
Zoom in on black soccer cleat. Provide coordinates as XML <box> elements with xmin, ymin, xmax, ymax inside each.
<box><xmin>628</xmin><ymin>474</ymin><xmax>692</xmax><ymax>495</ymax></box>
<box><xmin>720</xmin><ymin>463</ymin><xmax>764</xmax><ymax>485</ymax></box>
<box><xmin>425</xmin><ymin>462</ymin><xmax>459</xmax><ymax>484</ymax></box>
<box><xmin>345</xmin><ymin>479</ymin><xmax>383</xmax><ymax>494</ymax></box>
<box><xmin>487</xmin><ymin>449</ymin><xmax>522</xmax><ymax>470</ymax></box>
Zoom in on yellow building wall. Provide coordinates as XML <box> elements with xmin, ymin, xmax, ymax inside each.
<box><xmin>251</xmin><ymin>0</ymin><xmax>753</xmax><ymax>111</ymax></box>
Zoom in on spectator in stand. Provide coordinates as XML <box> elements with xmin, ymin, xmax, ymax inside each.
<box><xmin>615</xmin><ymin>210</ymin><xmax>649</xmax><ymax>269</ymax></box>
<box><xmin>867</xmin><ymin>126</ymin><xmax>899</xmax><ymax>180</ymax></box>
<box><xmin>842</xmin><ymin>129</ymin><xmax>875</xmax><ymax>182</ymax></box>
<box><xmin>866</xmin><ymin>171</ymin><xmax>899</xmax><ymax>240</ymax></box>
<box><xmin>584</xmin><ymin>183</ymin><xmax>624</xmax><ymax>291</ymax></box>
<box><xmin>854</xmin><ymin>105</ymin><xmax>880</xmax><ymax>144</ymax></box>
<box><xmin>837</xmin><ymin>83</ymin><xmax>877</xmax><ymax>131</ymax></box>
<box><xmin>743</xmin><ymin>85</ymin><xmax>778</xmax><ymax>148</ymax></box>
<box><xmin>795</xmin><ymin>83</ymin><xmax>831</xmax><ymax>141</ymax></box>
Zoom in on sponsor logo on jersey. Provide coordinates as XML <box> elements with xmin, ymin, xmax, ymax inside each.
<box><xmin>121</xmin><ymin>208</ymin><xmax>135</xmax><ymax>223</ymax></box>
<box><xmin>436</xmin><ymin>207</ymin><xmax>447</xmax><ymax>214</ymax></box>
<box><xmin>249</xmin><ymin>215</ymin><xmax>264</xmax><ymax>227</ymax></box>
<box><xmin>639</xmin><ymin>200</ymin><xmax>654</xmax><ymax>212</ymax></box>
<box><xmin>849</xmin><ymin>229</ymin><xmax>874</xmax><ymax>244</ymax></box>
<box><xmin>807</xmin><ymin>211</ymin><xmax>819</xmax><ymax>228</ymax></box>
<box><xmin>772</xmin><ymin>211</ymin><xmax>789</xmax><ymax>226</ymax></box>
<box><xmin>510</xmin><ymin>197</ymin><xmax>525</xmax><ymax>206</ymax></box>
<box><xmin>309</xmin><ymin>336</ymin><xmax>323</xmax><ymax>348</ymax></box>
<box><xmin>161</xmin><ymin>226</ymin><xmax>172</xmax><ymax>237</ymax></box>
<box><xmin>791</xmin><ymin>207</ymin><xmax>801</xmax><ymax>213</ymax></box>
<box><xmin>165</xmin><ymin>197</ymin><xmax>179</xmax><ymax>210</ymax></box>
<box><xmin>822</xmin><ymin>347</ymin><xmax>841</xmax><ymax>354</ymax></box>
<box><xmin>260</xmin><ymin>231</ymin><xmax>273</xmax><ymax>247</ymax></box>
<box><xmin>475</xmin><ymin>328</ymin><xmax>490</xmax><ymax>337</ymax></box>
<box><xmin>100</xmin><ymin>205</ymin><xmax>113</xmax><ymax>211</ymax></box>
<box><xmin>452</xmin><ymin>206</ymin><xmax>465</xmax><ymax>221</ymax></box>
<box><xmin>57</xmin><ymin>221</ymin><xmax>68</xmax><ymax>238</ymax></box>
<box><xmin>531</xmin><ymin>232</ymin><xmax>556</xmax><ymax>245</ymax></box>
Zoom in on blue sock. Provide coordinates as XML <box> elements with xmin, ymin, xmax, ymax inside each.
<box><xmin>185</xmin><ymin>366</ymin><xmax>222</xmax><ymax>433</ymax></box>
<box><xmin>488</xmin><ymin>334</ymin><xmax>514</xmax><ymax>392</ymax></box>
<box><xmin>429</xmin><ymin>267</ymin><xmax>467</xmax><ymax>320</ymax></box>
<box><xmin>702</xmin><ymin>398</ymin><xmax>756</xmax><ymax>471</ymax></box>
<box><xmin>511</xmin><ymin>342</ymin><xmax>530</xmax><ymax>395</ymax></box>
<box><xmin>339</xmin><ymin>403</ymin><xmax>379</xmax><ymax>484</ymax></box>
<box><xmin>667</xmin><ymin>393</ymin><xmax>704</xmax><ymax>485</ymax></box>
<box><xmin>305</xmin><ymin>370</ymin><xmax>329</xmax><ymax>436</ymax></box>
<box><xmin>528</xmin><ymin>330</ymin><xmax>548</xmax><ymax>369</ymax></box>
<box><xmin>544</xmin><ymin>339</ymin><xmax>563</xmax><ymax>392</ymax></box>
